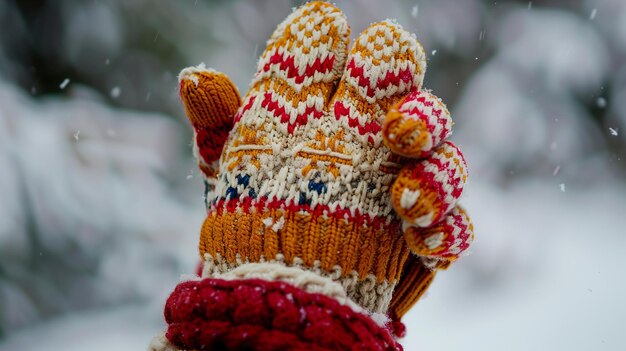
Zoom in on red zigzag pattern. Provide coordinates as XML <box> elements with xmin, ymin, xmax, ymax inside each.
<box><xmin>262</xmin><ymin>52</ymin><xmax>336</xmax><ymax>85</ymax></box>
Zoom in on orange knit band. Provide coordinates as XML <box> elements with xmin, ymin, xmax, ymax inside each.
<box><xmin>198</xmin><ymin>196</ymin><xmax>412</xmax><ymax>314</ymax></box>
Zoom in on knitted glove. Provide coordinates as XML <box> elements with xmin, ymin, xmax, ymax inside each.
<box><xmin>150</xmin><ymin>2</ymin><xmax>474</xmax><ymax>350</ymax></box>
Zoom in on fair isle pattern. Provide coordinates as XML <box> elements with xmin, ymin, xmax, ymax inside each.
<box><xmin>257</xmin><ymin>3</ymin><xmax>348</xmax><ymax>88</ymax></box>
<box><xmin>213</xmin><ymin>19</ymin><xmax>429</xmax><ymax>220</ymax></box>
<box><xmin>337</xmin><ymin>20</ymin><xmax>426</xmax><ymax>104</ymax></box>
<box><xmin>233</xmin><ymin>1</ymin><xmax>349</xmax><ymax>140</ymax></box>
<box><xmin>183</xmin><ymin>1</ymin><xmax>474</xmax><ymax>318</ymax></box>
<box><xmin>383</xmin><ymin>90</ymin><xmax>452</xmax><ymax>158</ymax></box>
<box><xmin>329</xmin><ymin>19</ymin><xmax>427</xmax><ymax>149</ymax></box>
<box><xmin>403</xmin><ymin>206</ymin><xmax>474</xmax><ymax>261</ymax></box>
<box><xmin>391</xmin><ymin>141</ymin><xmax>467</xmax><ymax>227</ymax></box>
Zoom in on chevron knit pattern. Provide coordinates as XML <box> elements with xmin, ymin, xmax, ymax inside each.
<box><xmin>157</xmin><ymin>2</ymin><xmax>475</xmax><ymax>350</ymax></box>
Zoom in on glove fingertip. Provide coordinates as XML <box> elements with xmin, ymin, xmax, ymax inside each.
<box><xmin>179</xmin><ymin>64</ymin><xmax>241</xmax><ymax>131</ymax></box>
<box><xmin>402</xmin><ymin>206</ymin><xmax>474</xmax><ymax>262</ymax></box>
<box><xmin>179</xmin><ymin>64</ymin><xmax>241</xmax><ymax>171</ymax></box>
<box><xmin>390</xmin><ymin>141</ymin><xmax>467</xmax><ymax>227</ymax></box>
<box><xmin>382</xmin><ymin>90</ymin><xmax>452</xmax><ymax>158</ymax></box>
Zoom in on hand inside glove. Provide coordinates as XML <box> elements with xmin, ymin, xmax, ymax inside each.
<box><xmin>150</xmin><ymin>2</ymin><xmax>474</xmax><ymax>350</ymax></box>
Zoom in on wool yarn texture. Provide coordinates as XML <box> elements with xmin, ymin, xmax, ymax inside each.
<box><xmin>151</xmin><ymin>2</ymin><xmax>475</xmax><ymax>350</ymax></box>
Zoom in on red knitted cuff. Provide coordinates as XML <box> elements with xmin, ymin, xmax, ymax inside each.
<box><xmin>164</xmin><ymin>278</ymin><xmax>402</xmax><ymax>351</ymax></box>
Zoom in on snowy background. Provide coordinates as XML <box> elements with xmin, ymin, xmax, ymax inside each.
<box><xmin>1</xmin><ymin>0</ymin><xmax>625</xmax><ymax>350</ymax></box>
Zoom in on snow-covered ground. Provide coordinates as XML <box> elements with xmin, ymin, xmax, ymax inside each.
<box><xmin>0</xmin><ymin>81</ymin><xmax>202</xmax><ymax>343</ymax></box>
<box><xmin>405</xmin><ymin>179</ymin><xmax>626</xmax><ymax>350</ymax></box>
<box><xmin>1</xmin><ymin>178</ymin><xmax>624</xmax><ymax>350</ymax></box>
<box><xmin>1</xmin><ymin>305</ymin><xmax>160</xmax><ymax>350</ymax></box>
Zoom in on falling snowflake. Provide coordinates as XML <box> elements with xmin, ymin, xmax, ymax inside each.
<box><xmin>431</xmin><ymin>49</ymin><xmax>437</xmax><ymax>56</ymax></box>
<box><xmin>596</xmin><ymin>97</ymin><xmax>606</xmax><ymax>108</ymax></box>
<box><xmin>559</xmin><ymin>183</ymin><xmax>565</xmax><ymax>192</ymax></box>
<box><xmin>59</xmin><ymin>78</ymin><xmax>70</xmax><ymax>90</ymax></box>
<box><xmin>609</xmin><ymin>128</ymin><xmax>618</xmax><ymax>136</ymax></box>
<box><xmin>589</xmin><ymin>8</ymin><xmax>597</xmax><ymax>20</ymax></box>
<box><xmin>552</xmin><ymin>165</ymin><xmax>561</xmax><ymax>176</ymax></box>
<box><xmin>111</xmin><ymin>87</ymin><xmax>121</xmax><ymax>98</ymax></box>
<box><xmin>73</xmin><ymin>130</ymin><xmax>80</xmax><ymax>141</ymax></box>
<box><xmin>411</xmin><ymin>5</ymin><xmax>419</xmax><ymax>18</ymax></box>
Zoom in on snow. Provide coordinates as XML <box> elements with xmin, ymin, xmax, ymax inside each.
<box><xmin>110</xmin><ymin>86</ymin><xmax>121</xmax><ymax>98</ymax></box>
<box><xmin>272</xmin><ymin>217</ymin><xmax>285</xmax><ymax>232</ymax></box>
<box><xmin>403</xmin><ymin>180</ymin><xmax>626</xmax><ymax>351</ymax></box>
<box><xmin>454</xmin><ymin>7</ymin><xmax>613</xmax><ymax>182</ymax></box>
<box><xmin>0</xmin><ymin>305</ymin><xmax>162</xmax><ymax>350</ymax></box>
<box><xmin>609</xmin><ymin>127</ymin><xmax>618</xmax><ymax>136</ymax></box>
<box><xmin>262</xmin><ymin>217</ymin><xmax>274</xmax><ymax>227</ymax></box>
<box><xmin>0</xmin><ymin>80</ymin><xmax>202</xmax><ymax>339</ymax></box>
<box><xmin>59</xmin><ymin>78</ymin><xmax>70</xmax><ymax>90</ymax></box>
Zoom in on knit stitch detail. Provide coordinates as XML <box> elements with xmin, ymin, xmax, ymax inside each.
<box><xmin>147</xmin><ymin>332</ymin><xmax>179</xmax><ymax>351</ymax></box>
<box><xmin>201</xmin><ymin>253</ymin><xmax>396</xmax><ymax>315</ymax></box>
<box><xmin>403</xmin><ymin>206</ymin><xmax>474</xmax><ymax>261</ymax></box>
<box><xmin>179</xmin><ymin>65</ymin><xmax>241</xmax><ymax>180</ymax></box>
<box><xmin>164</xmin><ymin>278</ymin><xmax>402</xmax><ymax>351</ymax></box>
<box><xmin>169</xmin><ymin>3</ymin><xmax>476</xmax><ymax>343</ymax></box>
<box><xmin>391</xmin><ymin>141</ymin><xmax>467</xmax><ymax>227</ymax></box>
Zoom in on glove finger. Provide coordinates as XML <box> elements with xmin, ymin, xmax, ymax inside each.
<box><xmin>391</xmin><ymin>141</ymin><xmax>467</xmax><ymax>227</ymax></box>
<box><xmin>382</xmin><ymin>90</ymin><xmax>452</xmax><ymax>158</ymax></box>
<box><xmin>244</xmin><ymin>1</ymin><xmax>350</xmax><ymax>137</ymax></box>
<box><xmin>331</xmin><ymin>20</ymin><xmax>426</xmax><ymax>147</ymax></box>
<box><xmin>403</xmin><ymin>205</ymin><xmax>474</xmax><ymax>262</ymax></box>
<box><xmin>179</xmin><ymin>66</ymin><xmax>241</xmax><ymax>178</ymax></box>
